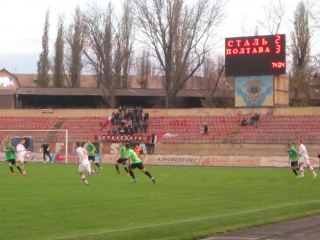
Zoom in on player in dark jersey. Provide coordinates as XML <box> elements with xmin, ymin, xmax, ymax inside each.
<box><xmin>40</xmin><ymin>141</ymin><xmax>52</xmax><ymax>163</ymax></box>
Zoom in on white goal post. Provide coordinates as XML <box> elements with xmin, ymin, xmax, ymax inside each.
<box><xmin>0</xmin><ymin>129</ymin><xmax>69</xmax><ymax>163</ymax></box>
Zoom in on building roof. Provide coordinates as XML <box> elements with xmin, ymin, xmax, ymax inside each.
<box><xmin>16</xmin><ymin>87</ymin><xmax>233</xmax><ymax>98</ymax></box>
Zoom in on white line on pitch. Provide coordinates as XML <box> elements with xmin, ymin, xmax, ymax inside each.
<box><xmin>203</xmin><ymin>237</ymin><xmax>260</xmax><ymax>240</ymax></box>
<box><xmin>49</xmin><ymin>199</ymin><xmax>320</xmax><ymax>240</ymax></box>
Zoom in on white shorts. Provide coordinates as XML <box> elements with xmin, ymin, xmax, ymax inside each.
<box><xmin>16</xmin><ymin>155</ymin><xmax>25</xmax><ymax>163</ymax></box>
<box><xmin>299</xmin><ymin>156</ymin><xmax>310</xmax><ymax>166</ymax></box>
<box><xmin>78</xmin><ymin>161</ymin><xmax>91</xmax><ymax>174</ymax></box>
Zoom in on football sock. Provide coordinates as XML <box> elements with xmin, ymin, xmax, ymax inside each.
<box><xmin>128</xmin><ymin>170</ymin><xmax>135</xmax><ymax>179</ymax></box>
<box><xmin>124</xmin><ymin>166</ymin><xmax>128</xmax><ymax>173</ymax></box>
<box><xmin>16</xmin><ymin>166</ymin><xmax>23</xmax><ymax>174</ymax></box>
<box><xmin>144</xmin><ymin>171</ymin><xmax>152</xmax><ymax>178</ymax></box>
<box><xmin>292</xmin><ymin>169</ymin><xmax>298</xmax><ymax>176</ymax></box>
<box><xmin>20</xmin><ymin>164</ymin><xmax>26</xmax><ymax>173</ymax></box>
<box><xmin>95</xmin><ymin>163</ymin><xmax>101</xmax><ymax>168</ymax></box>
<box><xmin>9</xmin><ymin>166</ymin><xmax>14</xmax><ymax>173</ymax></box>
<box><xmin>115</xmin><ymin>165</ymin><xmax>120</xmax><ymax>173</ymax></box>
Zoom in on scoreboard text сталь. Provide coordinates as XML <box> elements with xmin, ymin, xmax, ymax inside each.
<box><xmin>225</xmin><ymin>34</ymin><xmax>286</xmax><ymax>76</ymax></box>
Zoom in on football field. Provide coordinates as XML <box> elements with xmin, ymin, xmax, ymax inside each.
<box><xmin>1</xmin><ymin>164</ymin><xmax>320</xmax><ymax>240</ymax></box>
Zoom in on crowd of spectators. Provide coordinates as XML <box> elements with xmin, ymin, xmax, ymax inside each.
<box><xmin>107</xmin><ymin>106</ymin><xmax>150</xmax><ymax>135</ymax></box>
<box><xmin>240</xmin><ymin>113</ymin><xmax>260</xmax><ymax>128</ymax></box>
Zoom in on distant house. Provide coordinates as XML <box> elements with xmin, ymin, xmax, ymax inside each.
<box><xmin>0</xmin><ymin>68</ymin><xmax>20</xmax><ymax>108</ymax></box>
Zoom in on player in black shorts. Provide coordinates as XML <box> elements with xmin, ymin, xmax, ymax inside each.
<box><xmin>4</xmin><ymin>141</ymin><xmax>23</xmax><ymax>176</ymax></box>
<box><xmin>40</xmin><ymin>141</ymin><xmax>52</xmax><ymax>163</ymax></box>
<box><xmin>115</xmin><ymin>144</ymin><xmax>129</xmax><ymax>174</ymax></box>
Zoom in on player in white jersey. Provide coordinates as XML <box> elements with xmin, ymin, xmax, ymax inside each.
<box><xmin>75</xmin><ymin>142</ymin><xmax>92</xmax><ymax>185</ymax></box>
<box><xmin>298</xmin><ymin>139</ymin><xmax>317</xmax><ymax>178</ymax></box>
<box><xmin>15</xmin><ymin>139</ymin><xmax>27</xmax><ymax>175</ymax></box>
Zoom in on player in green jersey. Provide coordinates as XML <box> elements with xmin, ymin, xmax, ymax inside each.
<box><xmin>3</xmin><ymin>141</ymin><xmax>23</xmax><ymax>176</ymax></box>
<box><xmin>115</xmin><ymin>143</ymin><xmax>129</xmax><ymax>174</ymax></box>
<box><xmin>86</xmin><ymin>140</ymin><xmax>102</xmax><ymax>173</ymax></box>
<box><xmin>287</xmin><ymin>143</ymin><xmax>300</xmax><ymax>177</ymax></box>
<box><xmin>125</xmin><ymin>143</ymin><xmax>155</xmax><ymax>184</ymax></box>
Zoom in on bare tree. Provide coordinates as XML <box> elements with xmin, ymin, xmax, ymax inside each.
<box><xmin>65</xmin><ymin>7</ymin><xmax>86</xmax><ymax>88</ymax></box>
<box><xmin>135</xmin><ymin>48</ymin><xmax>152</xmax><ymax>89</ymax></box>
<box><xmin>53</xmin><ymin>16</ymin><xmax>65</xmax><ymax>87</ymax></box>
<box><xmin>37</xmin><ymin>10</ymin><xmax>50</xmax><ymax>87</ymax></box>
<box><xmin>113</xmin><ymin>0</ymin><xmax>134</xmax><ymax>89</ymax></box>
<box><xmin>259</xmin><ymin>0</ymin><xmax>285</xmax><ymax>35</ymax></box>
<box><xmin>290</xmin><ymin>1</ymin><xmax>312</xmax><ymax>105</ymax></box>
<box><xmin>201</xmin><ymin>56</ymin><xmax>225</xmax><ymax>107</ymax></box>
<box><xmin>132</xmin><ymin>0</ymin><xmax>224</xmax><ymax>108</ymax></box>
<box><xmin>82</xmin><ymin>3</ymin><xmax>115</xmax><ymax>106</ymax></box>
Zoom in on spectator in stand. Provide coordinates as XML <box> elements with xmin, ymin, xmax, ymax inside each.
<box><xmin>143</xmin><ymin>112</ymin><xmax>149</xmax><ymax>121</ymax></box>
<box><xmin>250</xmin><ymin>114</ymin><xmax>260</xmax><ymax>128</ymax></box>
<box><xmin>108</xmin><ymin>106</ymin><xmax>150</xmax><ymax>136</ymax></box>
<box><xmin>111</xmin><ymin>112</ymin><xmax>116</xmax><ymax>125</ymax></box>
<box><xmin>240</xmin><ymin>118</ymin><xmax>248</xmax><ymax>127</ymax></box>
<box><xmin>203</xmin><ymin>124</ymin><xmax>208</xmax><ymax>134</ymax></box>
<box><xmin>142</xmin><ymin>121</ymin><xmax>149</xmax><ymax>133</ymax></box>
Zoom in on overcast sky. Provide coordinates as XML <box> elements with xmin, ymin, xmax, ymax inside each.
<box><xmin>0</xmin><ymin>0</ymin><xmax>316</xmax><ymax>73</ymax></box>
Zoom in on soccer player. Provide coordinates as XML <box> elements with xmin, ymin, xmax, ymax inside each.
<box><xmin>115</xmin><ymin>143</ymin><xmax>129</xmax><ymax>174</ymax></box>
<box><xmin>86</xmin><ymin>140</ymin><xmax>102</xmax><ymax>173</ymax></box>
<box><xmin>75</xmin><ymin>142</ymin><xmax>92</xmax><ymax>185</ymax></box>
<box><xmin>4</xmin><ymin>141</ymin><xmax>23</xmax><ymax>176</ymax></box>
<box><xmin>287</xmin><ymin>144</ymin><xmax>299</xmax><ymax>177</ymax></box>
<box><xmin>298</xmin><ymin>139</ymin><xmax>317</xmax><ymax>179</ymax></box>
<box><xmin>125</xmin><ymin>143</ymin><xmax>155</xmax><ymax>184</ymax></box>
<box><xmin>40</xmin><ymin>141</ymin><xmax>52</xmax><ymax>163</ymax></box>
<box><xmin>16</xmin><ymin>139</ymin><xmax>27</xmax><ymax>176</ymax></box>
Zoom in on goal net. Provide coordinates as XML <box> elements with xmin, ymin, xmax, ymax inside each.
<box><xmin>0</xmin><ymin>129</ymin><xmax>69</xmax><ymax>163</ymax></box>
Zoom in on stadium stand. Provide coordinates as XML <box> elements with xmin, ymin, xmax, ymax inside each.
<box><xmin>1</xmin><ymin>114</ymin><xmax>320</xmax><ymax>144</ymax></box>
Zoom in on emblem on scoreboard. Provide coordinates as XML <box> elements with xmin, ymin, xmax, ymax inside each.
<box><xmin>244</xmin><ymin>79</ymin><xmax>264</xmax><ymax>104</ymax></box>
<box><xmin>235</xmin><ymin>76</ymin><xmax>274</xmax><ymax>107</ymax></box>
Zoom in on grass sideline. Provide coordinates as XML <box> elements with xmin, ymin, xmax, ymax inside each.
<box><xmin>0</xmin><ymin>164</ymin><xmax>320</xmax><ymax>240</ymax></box>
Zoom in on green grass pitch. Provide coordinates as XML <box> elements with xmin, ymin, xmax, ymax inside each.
<box><xmin>1</xmin><ymin>163</ymin><xmax>320</xmax><ymax>240</ymax></box>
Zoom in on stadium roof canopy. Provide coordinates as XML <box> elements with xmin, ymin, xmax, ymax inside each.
<box><xmin>16</xmin><ymin>87</ymin><xmax>233</xmax><ymax>98</ymax></box>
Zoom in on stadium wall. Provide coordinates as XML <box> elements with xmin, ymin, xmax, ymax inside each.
<box><xmin>99</xmin><ymin>143</ymin><xmax>320</xmax><ymax>168</ymax></box>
